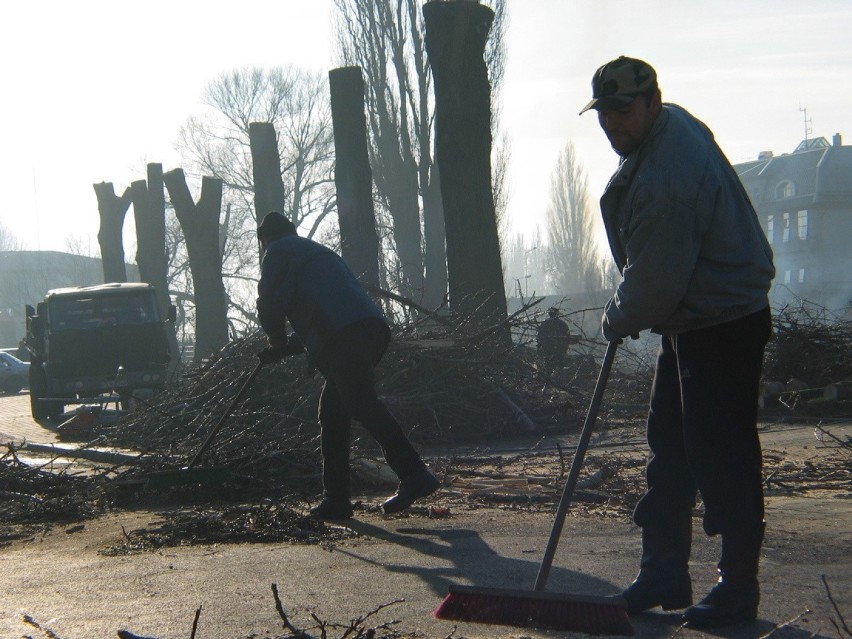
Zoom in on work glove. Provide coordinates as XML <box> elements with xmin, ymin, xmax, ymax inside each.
<box><xmin>601</xmin><ymin>316</ymin><xmax>640</xmax><ymax>343</ymax></box>
<box><xmin>257</xmin><ymin>334</ymin><xmax>305</xmax><ymax>366</ymax></box>
<box><xmin>601</xmin><ymin>315</ymin><xmax>624</xmax><ymax>342</ymax></box>
<box><xmin>257</xmin><ymin>345</ymin><xmax>287</xmax><ymax>365</ymax></box>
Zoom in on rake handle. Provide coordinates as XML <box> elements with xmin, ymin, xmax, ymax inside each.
<box><xmin>188</xmin><ymin>360</ymin><xmax>263</xmax><ymax>469</ymax></box>
<box><xmin>534</xmin><ymin>340</ymin><xmax>619</xmax><ymax>592</ymax></box>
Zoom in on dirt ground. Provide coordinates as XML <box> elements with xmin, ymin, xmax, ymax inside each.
<box><xmin>1</xmin><ymin>393</ymin><xmax>850</xmax><ymax>639</ymax></box>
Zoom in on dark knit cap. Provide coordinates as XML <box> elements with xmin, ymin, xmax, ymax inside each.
<box><xmin>257</xmin><ymin>211</ymin><xmax>297</xmax><ymax>239</ymax></box>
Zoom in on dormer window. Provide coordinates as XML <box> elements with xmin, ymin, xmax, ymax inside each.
<box><xmin>775</xmin><ymin>180</ymin><xmax>795</xmax><ymax>199</ymax></box>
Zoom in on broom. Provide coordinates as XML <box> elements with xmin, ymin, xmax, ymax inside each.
<box><xmin>433</xmin><ymin>341</ymin><xmax>633</xmax><ymax>635</ymax></box>
<box><xmin>141</xmin><ymin>360</ymin><xmax>263</xmax><ymax>489</ymax></box>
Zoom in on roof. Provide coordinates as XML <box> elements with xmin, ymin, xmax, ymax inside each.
<box><xmin>45</xmin><ymin>282</ymin><xmax>155</xmax><ymax>299</ymax></box>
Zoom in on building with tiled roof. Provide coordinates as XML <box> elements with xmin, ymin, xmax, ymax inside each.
<box><xmin>735</xmin><ymin>133</ymin><xmax>852</xmax><ymax>314</ymax></box>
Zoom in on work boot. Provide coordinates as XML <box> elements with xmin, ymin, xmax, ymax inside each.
<box><xmin>381</xmin><ymin>468</ymin><xmax>439</xmax><ymax>514</ymax></box>
<box><xmin>621</xmin><ymin>511</ymin><xmax>693</xmax><ymax>614</ymax></box>
<box><xmin>309</xmin><ymin>495</ymin><xmax>354</xmax><ymax>520</ymax></box>
<box><xmin>683</xmin><ymin>521</ymin><xmax>765</xmax><ymax>627</ymax></box>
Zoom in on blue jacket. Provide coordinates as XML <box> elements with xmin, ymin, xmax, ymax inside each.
<box><xmin>601</xmin><ymin>104</ymin><xmax>775</xmax><ymax>336</ymax></box>
<box><xmin>257</xmin><ymin>234</ymin><xmax>389</xmax><ymax>366</ymax></box>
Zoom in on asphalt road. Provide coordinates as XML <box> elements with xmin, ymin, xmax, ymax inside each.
<box><xmin>1</xmin><ymin>392</ymin><xmax>849</xmax><ymax>639</ymax></box>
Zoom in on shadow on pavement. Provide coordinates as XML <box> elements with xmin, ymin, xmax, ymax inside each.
<box><xmin>339</xmin><ymin>520</ymin><xmax>621</xmax><ymax>601</ymax></box>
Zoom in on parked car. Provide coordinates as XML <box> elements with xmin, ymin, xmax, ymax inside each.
<box><xmin>0</xmin><ymin>351</ymin><xmax>29</xmax><ymax>395</ymax></box>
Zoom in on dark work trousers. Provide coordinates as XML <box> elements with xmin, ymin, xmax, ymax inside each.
<box><xmin>633</xmin><ymin>307</ymin><xmax>772</xmax><ymax>537</ymax></box>
<box><xmin>317</xmin><ymin>333</ymin><xmax>425</xmax><ymax>499</ymax></box>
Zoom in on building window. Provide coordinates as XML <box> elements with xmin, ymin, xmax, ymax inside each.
<box><xmin>782</xmin><ymin>212</ymin><xmax>791</xmax><ymax>242</ymax></box>
<box><xmin>766</xmin><ymin>215</ymin><xmax>774</xmax><ymax>244</ymax></box>
<box><xmin>775</xmin><ymin>180</ymin><xmax>796</xmax><ymax>199</ymax></box>
<box><xmin>797</xmin><ymin>210</ymin><xmax>809</xmax><ymax>240</ymax></box>
<box><xmin>783</xmin><ymin>270</ymin><xmax>791</xmax><ymax>284</ymax></box>
<box><xmin>798</xmin><ymin>268</ymin><xmax>806</xmax><ymax>283</ymax></box>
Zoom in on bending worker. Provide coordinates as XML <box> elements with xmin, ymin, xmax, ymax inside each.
<box><xmin>255</xmin><ymin>211</ymin><xmax>439</xmax><ymax>520</ymax></box>
<box><xmin>580</xmin><ymin>56</ymin><xmax>775</xmax><ymax>627</ymax></box>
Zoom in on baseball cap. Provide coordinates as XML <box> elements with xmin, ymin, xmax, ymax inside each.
<box><xmin>579</xmin><ymin>56</ymin><xmax>658</xmax><ymax>115</ymax></box>
<box><xmin>257</xmin><ymin>211</ymin><xmax>297</xmax><ymax>239</ymax></box>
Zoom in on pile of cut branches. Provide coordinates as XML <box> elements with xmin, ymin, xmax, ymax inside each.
<box><xmin>765</xmin><ymin>301</ymin><xmax>852</xmax><ymax>388</ymax></box>
<box><xmin>93</xmin><ymin>307</ymin><xmax>621</xmax><ymax>485</ymax></box>
<box><xmin>0</xmin><ymin>448</ymin><xmax>106</xmax><ymax>546</ymax></box>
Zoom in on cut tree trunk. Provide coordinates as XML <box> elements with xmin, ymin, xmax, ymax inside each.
<box><xmin>131</xmin><ymin>163</ymin><xmax>180</xmax><ymax>371</ymax></box>
<box><xmin>423</xmin><ymin>1</ymin><xmax>509</xmax><ymax>342</ymax></box>
<box><xmin>329</xmin><ymin>66</ymin><xmax>381</xmax><ymax>289</ymax></box>
<box><xmin>163</xmin><ymin>169</ymin><xmax>229</xmax><ymax>362</ymax></box>
<box><xmin>93</xmin><ymin>182</ymin><xmax>132</xmax><ymax>283</ymax></box>
<box><xmin>249</xmin><ymin>121</ymin><xmax>287</xmax><ymax>264</ymax></box>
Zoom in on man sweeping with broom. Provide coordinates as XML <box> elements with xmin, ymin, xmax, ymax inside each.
<box><xmin>254</xmin><ymin>211</ymin><xmax>439</xmax><ymax>520</ymax></box>
<box><xmin>580</xmin><ymin>56</ymin><xmax>775</xmax><ymax>627</ymax></box>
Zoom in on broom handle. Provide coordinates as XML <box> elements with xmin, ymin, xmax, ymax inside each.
<box><xmin>534</xmin><ymin>340</ymin><xmax>618</xmax><ymax>591</ymax></box>
<box><xmin>188</xmin><ymin>360</ymin><xmax>263</xmax><ymax>469</ymax></box>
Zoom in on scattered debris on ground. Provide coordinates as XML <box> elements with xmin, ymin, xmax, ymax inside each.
<box><xmin>22</xmin><ymin>588</ymin><xmax>420</xmax><ymax>639</ymax></box>
<box><xmin>2</xmin><ymin>302</ymin><xmax>851</xmax><ymax>553</ymax></box>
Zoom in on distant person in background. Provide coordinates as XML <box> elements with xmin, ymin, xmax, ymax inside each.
<box><xmin>254</xmin><ymin>211</ymin><xmax>439</xmax><ymax>520</ymax></box>
<box><xmin>536</xmin><ymin>307</ymin><xmax>575</xmax><ymax>373</ymax></box>
<box><xmin>581</xmin><ymin>56</ymin><xmax>775</xmax><ymax>626</ymax></box>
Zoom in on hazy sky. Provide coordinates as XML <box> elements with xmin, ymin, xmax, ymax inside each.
<box><xmin>1</xmin><ymin>0</ymin><xmax>850</xmax><ymax>255</ymax></box>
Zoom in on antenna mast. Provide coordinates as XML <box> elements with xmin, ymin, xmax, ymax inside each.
<box><xmin>799</xmin><ymin>106</ymin><xmax>812</xmax><ymax>143</ymax></box>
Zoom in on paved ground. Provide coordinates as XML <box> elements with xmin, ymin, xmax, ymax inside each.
<box><xmin>0</xmin><ymin>391</ymin><xmax>58</xmax><ymax>447</ymax></box>
<box><xmin>1</xmin><ymin>392</ymin><xmax>849</xmax><ymax>639</ymax></box>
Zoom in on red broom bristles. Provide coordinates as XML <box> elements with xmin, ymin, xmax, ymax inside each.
<box><xmin>433</xmin><ymin>585</ymin><xmax>634</xmax><ymax>636</ymax></box>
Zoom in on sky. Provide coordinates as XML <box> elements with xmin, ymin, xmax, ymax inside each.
<box><xmin>1</xmin><ymin>0</ymin><xmax>850</xmax><ymax>256</ymax></box>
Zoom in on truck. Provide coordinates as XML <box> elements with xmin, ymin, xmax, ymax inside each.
<box><xmin>24</xmin><ymin>282</ymin><xmax>174</xmax><ymax>421</ymax></box>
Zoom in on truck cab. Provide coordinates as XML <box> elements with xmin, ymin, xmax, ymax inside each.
<box><xmin>25</xmin><ymin>282</ymin><xmax>172</xmax><ymax>421</ymax></box>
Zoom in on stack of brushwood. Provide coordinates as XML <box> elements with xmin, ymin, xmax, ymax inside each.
<box><xmin>760</xmin><ymin>302</ymin><xmax>852</xmax><ymax>416</ymax></box>
<box><xmin>91</xmin><ymin>303</ymin><xmax>644</xmax><ymax>488</ymax></box>
<box><xmin>0</xmin><ymin>448</ymin><xmax>105</xmax><ymax>545</ymax></box>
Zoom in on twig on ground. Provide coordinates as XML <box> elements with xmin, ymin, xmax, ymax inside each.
<box><xmin>822</xmin><ymin>574</ymin><xmax>852</xmax><ymax>638</ymax></box>
<box><xmin>271</xmin><ymin>582</ymin><xmax>308</xmax><ymax>637</ymax></box>
<box><xmin>21</xmin><ymin>614</ymin><xmax>64</xmax><ymax>639</ymax></box>
<box><xmin>340</xmin><ymin>599</ymin><xmax>404</xmax><ymax>639</ymax></box>
<box><xmin>190</xmin><ymin>605</ymin><xmax>202</xmax><ymax>639</ymax></box>
<box><xmin>555</xmin><ymin>440</ymin><xmax>565</xmax><ymax>479</ymax></box>
<box><xmin>757</xmin><ymin>609</ymin><xmax>813</xmax><ymax>639</ymax></box>
<box><xmin>815</xmin><ymin>425</ymin><xmax>852</xmax><ymax>451</ymax></box>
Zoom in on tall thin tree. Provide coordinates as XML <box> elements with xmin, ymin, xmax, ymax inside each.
<box><xmin>545</xmin><ymin>142</ymin><xmax>606</xmax><ymax>296</ymax></box>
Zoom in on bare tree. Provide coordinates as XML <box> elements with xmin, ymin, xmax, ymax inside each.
<box><xmin>0</xmin><ymin>221</ymin><xmax>22</xmax><ymax>252</ymax></box>
<box><xmin>503</xmin><ymin>229</ymin><xmax>549</xmax><ymax>299</ymax></box>
<box><xmin>545</xmin><ymin>141</ymin><xmax>610</xmax><ymax>296</ymax></box>
<box><xmin>179</xmin><ymin>66</ymin><xmax>335</xmax><ymax>235</ymax></box>
<box><xmin>176</xmin><ymin>66</ymin><xmax>336</xmax><ymax>334</ymax></box>
<box><xmin>333</xmin><ymin>0</ymin><xmax>508</xmax><ymax>309</ymax></box>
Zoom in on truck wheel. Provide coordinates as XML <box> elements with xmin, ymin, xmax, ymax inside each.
<box><xmin>28</xmin><ymin>366</ymin><xmax>63</xmax><ymax>422</ymax></box>
<box><xmin>29</xmin><ymin>365</ymin><xmax>49</xmax><ymax>421</ymax></box>
<box><xmin>3</xmin><ymin>376</ymin><xmax>24</xmax><ymax>395</ymax></box>
<box><xmin>118</xmin><ymin>391</ymin><xmax>135</xmax><ymax>412</ymax></box>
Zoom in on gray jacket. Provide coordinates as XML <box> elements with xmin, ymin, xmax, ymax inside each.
<box><xmin>601</xmin><ymin>103</ymin><xmax>775</xmax><ymax>336</ymax></box>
